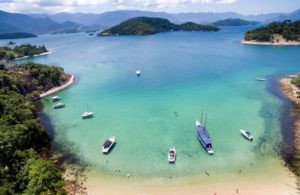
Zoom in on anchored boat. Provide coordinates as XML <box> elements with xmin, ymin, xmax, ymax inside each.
<box><xmin>102</xmin><ymin>136</ymin><xmax>116</xmax><ymax>154</ymax></box>
<box><xmin>195</xmin><ymin>114</ymin><xmax>214</xmax><ymax>155</ymax></box>
<box><xmin>240</xmin><ymin>129</ymin><xmax>253</xmax><ymax>141</ymax></box>
<box><xmin>81</xmin><ymin>112</ymin><xmax>94</xmax><ymax>119</ymax></box>
<box><xmin>256</xmin><ymin>78</ymin><xmax>266</xmax><ymax>81</ymax></box>
<box><xmin>135</xmin><ymin>70</ymin><xmax>141</xmax><ymax>76</ymax></box>
<box><xmin>81</xmin><ymin>105</ymin><xmax>94</xmax><ymax>119</ymax></box>
<box><xmin>52</xmin><ymin>96</ymin><xmax>61</xmax><ymax>102</ymax></box>
<box><xmin>53</xmin><ymin>103</ymin><xmax>65</xmax><ymax>109</ymax></box>
<box><xmin>168</xmin><ymin>146</ymin><xmax>176</xmax><ymax>163</ymax></box>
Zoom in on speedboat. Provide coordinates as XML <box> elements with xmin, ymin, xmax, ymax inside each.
<box><xmin>102</xmin><ymin>136</ymin><xmax>116</xmax><ymax>154</ymax></box>
<box><xmin>81</xmin><ymin>112</ymin><xmax>94</xmax><ymax>119</ymax></box>
<box><xmin>52</xmin><ymin>96</ymin><xmax>61</xmax><ymax>102</ymax></box>
<box><xmin>135</xmin><ymin>70</ymin><xmax>141</xmax><ymax>76</ymax></box>
<box><xmin>196</xmin><ymin>120</ymin><xmax>214</xmax><ymax>155</ymax></box>
<box><xmin>256</xmin><ymin>78</ymin><xmax>266</xmax><ymax>81</ymax></box>
<box><xmin>168</xmin><ymin>146</ymin><xmax>176</xmax><ymax>163</ymax></box>
<box><xmin>53</xmin><ymin>103</ymin><xmax>65</xmax><ymax>109</ymax></box>
<box><xmin>240</xmin><ymin>129</ymin><xmax>253</xmax><ymax>141</ymax></box>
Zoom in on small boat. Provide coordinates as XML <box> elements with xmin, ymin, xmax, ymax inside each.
<box><xmin>81</xmin><ymin>112</ymin><xmax>94</xmax><ymax>119</ymax></box>
<box><xmin>135</xmin><ymin>70</ymin><xmax>141</xmax><ymax>76</ymax></box>
<box><xmin>168</xmin><ymin>146</ymin><xmax>176</xmax><ymax>163</ymax></box>
<box><xmin>102</xmin><ymin>136</ymin><xmax>116</xmax><ymax>154</ymax></box>
<box><xmin>195</xmin><ymin>113</ymin><xmax>214</xmax><ymax>155</ymax></box>
<box><xmin>256</xmin><ymin>78</ymin><xmax>266</xmax><ymax>81</ymax></box>
<box><xmin>240</xmin><ymin>129</ymin><xmax>253</xmax><ymax>141</ymax></box>
<box><xmin>53</xmin><ymin>103</ymin><xmax>65</xmax><ymax>109</ymax></box>
<box><xmin>52</xmin><ymin>96</ymin><xmax>61</xmax><ymax>102</ymax></box>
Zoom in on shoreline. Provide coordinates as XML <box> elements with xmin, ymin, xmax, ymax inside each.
<box><xmin>40</xmin><ymin>74</ymin><xmax>75</xmax><ymax>98</ymax></box>
<box><xmin>280</xmin><ymin>76</ymin><xmax>300</xmax><ymax>153</ymax></box>
<box><xmin>241</xmin><ymin>40</ymin><xmax>300</xmax><ymax>46</ymax></box>
<box><xmin>82</xmin><ymin>162</ymin><xmax>297</xmax><ymax>195</ymax></box>
<box><xmin>15</xmin><ymin>51</ymin><xmax>51</xmax><ymax>60</ymax></box>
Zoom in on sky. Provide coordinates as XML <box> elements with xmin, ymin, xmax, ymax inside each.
<box><xmin>0</xmin><ymin>0</ymin><xmax>300</xmax><ymax>15</ymax></box>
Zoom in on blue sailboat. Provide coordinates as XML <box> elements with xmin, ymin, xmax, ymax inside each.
<box><xmin>195</xmin><ymin>114</ymin><xmax>214</xmax><ymax>155</ymax></box>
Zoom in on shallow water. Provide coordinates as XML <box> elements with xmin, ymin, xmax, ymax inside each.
<box><xmin>3</xmin><ymin>26</ymin><xmax>300</xmax><ymax>179</ymax></box>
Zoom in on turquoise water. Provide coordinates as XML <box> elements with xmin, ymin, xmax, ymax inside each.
<box><xmin>3</xmin><ymin>26</ymin><xmax>300</xmax><ymax>178</ymax></box>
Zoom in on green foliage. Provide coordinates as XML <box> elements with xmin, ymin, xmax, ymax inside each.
<box><xmin>0</xmin><ymin>63</ymin><xmax>66</xmax><ymax>194</ymax></box>
<box><xmin>99</xmin><ymin>17</ymin><xmax>220</xmax><ymax>36</ymax></box>
<box><xmin>0</xmin><ymin>43</ymin><xmax>48</xmax><ymax>60</ymax></box>
<box><xmin>292</xmin><ymin>74</ymin><xmax>300</xmax><ymax>88</ymax></box>
<box><xmin>0</xmin><ymin>32</ymin><xmax>37</xmax><ymax>40</ymax></box>
<box><xmin>244</xmin><ymin>20</ymin><xmax>300</xmax><ymax>42</ymax></box>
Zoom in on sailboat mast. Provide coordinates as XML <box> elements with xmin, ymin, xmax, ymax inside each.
<box><xmin>200</xmin><ymin>111</ymin><xmax>203</xmax><ymax>124</ymax></box>
<box><xmin>204</xmin><ymin>114</ymin><xmax>207</xmax><ymax>128</ymax></box>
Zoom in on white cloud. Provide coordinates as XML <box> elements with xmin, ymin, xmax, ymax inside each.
<box><xmin>0</xmin><ymin>0</ymin><xmax>239</xmax><ymax>13</ymax></box>
<box><xmin>216</xmin><ymin>0</ymin><xmax>237</xmax><ymax>4</ymax></box>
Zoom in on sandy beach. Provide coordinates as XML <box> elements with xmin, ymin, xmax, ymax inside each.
<box><xmin>15</xmin><ymin>51</ymin><xmax>51</xmax><ymax>60</ymax></box>
<box><xmin>40</xmin><ymin>74</ymin><xmax>75</xmax><ymax>98</ymax></box>
<box><xmin>241</xmin><ymin>40</ymin><xmax>300</xmax><ymax>46</ymax></box>
<box><xmin>82</xmin><ymin>162</ymin><xmax>297</xmax><ymax>195</ymax></box>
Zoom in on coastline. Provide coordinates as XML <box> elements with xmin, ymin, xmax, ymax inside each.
<box><xmin>83</xmin><ymin>162</ymin><xmax>297</xmax><ymax>195</ymax></box>
<box><xmin>241</xmin><ymin>40</ymin><xmax>300</xmax><ymax>46</ymax></box>
<box><xmin>40</xmin><ymin>74</ymin><xmax>75</xmax><ymax>98</ymax></box>
<box><xmin>280</xmin><ymin>75</ymin><xmax>300</xmax><ymax>191</ymax></box>
<box><xmin>15</xmin><ymin>51</ymin><xmax>51</xmax><ymax>60</ymax></box>
<box><xmin>280</xmin><ymin>76</ymin><xmax>300</xmax><ymax>152</ymax></box>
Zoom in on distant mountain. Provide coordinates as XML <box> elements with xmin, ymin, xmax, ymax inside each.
<box><xmin>0</xmin><ymin>10</ymin><xmax>105</xmax><ymax>34</ymax></box>
<box><xmin>2</xmin><ymin>9</ymin><xmax>300</xmax><ymax>34</ymax></box>
<box><xmin>99</xmin><ymin>17</ymin><xmax>219</xmax><ymax>36</ymax></box>
<box><xmin>29</xmin><ymin>9</ymin><xmax>300</xmax><ymax>28</ymax></box>
<box><xmin>213</xmin><ymin>18</ymin><xmax>260</xmax><ymax>26</ymax></box>
<box><xmin>270</xmin><ymin>8</ymin><xmax>300</xmax><ymax>22</ymax></box>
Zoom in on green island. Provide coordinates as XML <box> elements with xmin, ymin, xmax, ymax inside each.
<box><xmin>213</xmin><ymin>18</ymin><xmax>259</xmax><ymax>26</ymax></box>
<box><xmin>0</xmin><ymin>44</ymin><xmax>48</xmax><ymax>61</ymax></box>
<box><xmin>243</xmin><ymin>20</ymin><xmax>300</xmax><ymax>44</ymax></box>
<box><xmin>0</xmin><ymin>32</ymin><xmax>37</xmax><ymax>40</ymax></box>
<box><xmin>98</xmin><ymin>17</ymin><xmax>220</xmax><ymax>36</ymax></box>
<box><xmin>0</xmin><ymin>62</ymin><xmax>70</xmax><ymax>194</ymax></box>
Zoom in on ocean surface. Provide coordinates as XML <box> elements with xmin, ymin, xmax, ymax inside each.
<box><xmin>3</xmin><ymin>26</ymin><xmax>300</xmax><ymax>179</ymax></box>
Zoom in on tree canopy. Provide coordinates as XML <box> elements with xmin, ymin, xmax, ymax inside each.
<box><xmin>0</xmin><ymin>63</ymin><xmax>66</xmax><ymax>194</ymax></box>
<box><xmin>99</xmin><ymin>17</ymin><xmax>220</xmax><ymax>36</ymax></box>
<box><xmin>0</xmin><ymin>44</ymin><xmax>48</xmax><ymax>61</ymax></box>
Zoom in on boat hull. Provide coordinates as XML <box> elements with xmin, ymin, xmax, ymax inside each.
<box><xmin>101</xmin><ymin>137</ymin><xmax>116</xmax><ymax>154</ymax></box>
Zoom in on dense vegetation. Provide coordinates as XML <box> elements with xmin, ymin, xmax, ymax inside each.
<box><xmin>0</xmin><ymin>32</ymin><xmax>37</xmax><ymax>40</ymax></box>
<box><xmin>0</xmin><ymin>62</ymin><xmax>67</xmax><ymax>194</ymax></box>
<box><xmin>213</xmin><ymin>18</ymin><xmax>259</xmax><ymax>26</ymax></box>
<box><xmin>0</xmin><ymin>44</ymin><xmax>48</xmax><ymax>61</ymax></box>
<box><xmin>98</xmin><ymin>17</ymin><xmax>220</xmax><ymax>36</ymax></box>
<box><xmin>244</xmin><ymin>20</ymin><xmax>300</xmax><ymax>42</ymax></box>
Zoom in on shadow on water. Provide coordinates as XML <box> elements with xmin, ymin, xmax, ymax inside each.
<box><xmin>38</xmin><ymin>107</ymin><xmax>90</xmax><ymax>194</ymax></box>
<box><xmin>38</xmin><ymin>106</ymin><xmax>89</xmax><ymax>167</ymax></box>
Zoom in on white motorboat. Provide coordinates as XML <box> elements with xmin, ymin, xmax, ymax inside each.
<box><xmin>53</xmin><ymin>103</ymin><xmax>65</xmax><ymax>109</ymax></box>
<box><xmin>256</xmin><ymin>78</ymin><xmax>266</xmax><ymax>81</ymax></box>
<box><xmin>102</xmin><ymin>136</ymin><xmax>116</xmax><ymax>154</ymax></box>
<box><xmin>135</xmin><ymin>70</ymin><xmax>141</xmax><ymax>76</ymax></box>
<box><xmin>81</xmin><ymin>112</ymin><xmax>94</xmax><ymax>119</ymax></box>
<box><xmin>52</xmin><ymin>96</ymin><xmax>61</xmax><ymax>102</ymax></box>
<box><xmin>168</xmin><ymin>146</ymin><xmax>176</xmax><ymax>163</ymax></box>
<box><xmin>240</xmin><ymin>129</ymin><xmax>253</xmax><ymax>141</ymax></box>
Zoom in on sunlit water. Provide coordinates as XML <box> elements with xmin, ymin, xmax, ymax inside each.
<box><xmin>3</xmin><ymin>26</ymin><xmax>300</xmax><ymax>179</ymax></box>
